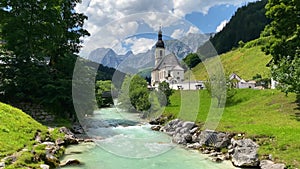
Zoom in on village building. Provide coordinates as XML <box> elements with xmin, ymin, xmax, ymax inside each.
<box><xmin>229</xmin><ymin>73</ymin><xmax>256</xmax><ymax>89</ymax></box>
<box><xmin>151</xmin><ymin>27</ymin><xmax>185</xmax><ymax>87</ymax></box>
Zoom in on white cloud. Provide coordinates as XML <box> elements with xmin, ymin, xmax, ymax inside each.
<box><xmin>187</xmin><ymin>26</ymin><xmax>200</xmax><ymax>34</ymax></box>
<box><xmin>124</xmin><ymin>37</ymin><xmax>156</xmax><ymax>55</ymax></box>
<box><xmin>216</xmin><ymin>19</ymin><xmax>228</xmax><ymax>32</ymax></box>
<box><xmin>76</xmin><ymin>0</ymin><xmax>258</xmax><ymax>55</ymax></box>
<box><xmin>171</xmin><ymin>29</ymin><xmax>185</xmax><ymax>39</ymax></box>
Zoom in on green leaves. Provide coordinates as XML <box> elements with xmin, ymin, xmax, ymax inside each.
<box><xmin>262</xmin><ymin>0</ymin><xmax>300</xmax><ymax>94</ymax></box>
<box><xmin>0</xmin><ymin>0</ymin><xmax>89</xmax><ymax>116</ymax></box>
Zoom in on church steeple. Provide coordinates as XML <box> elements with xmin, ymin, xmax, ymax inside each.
<box><xmin>154</xmin><ymin>26</ymin><xmax>165</xmax><ymax>66</ymax></box>
<box><xmin>155</xmin><ymin>26</ymin><xmax>165</xmax><ymax>48</ymax></box>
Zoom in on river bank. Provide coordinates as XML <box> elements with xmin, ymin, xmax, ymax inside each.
<box><xmin>150</xmin><ymin>117</ymin><xmax>286</xmax><ymax>169</ymax></box>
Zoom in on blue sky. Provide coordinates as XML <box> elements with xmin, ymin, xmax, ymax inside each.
<box><xmin>76</xmin><ymin>0</ymin><xmax>258</xmax><ymax>56</ymax></box>
<box><xmin>185</xmin><ymin>5</ymin><xmax>238</xmax><ymax>33</ymax></box>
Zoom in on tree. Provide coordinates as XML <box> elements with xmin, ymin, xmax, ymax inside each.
<box><xmin>129</xmin><ymin>75</ymin><xmax>151</xmax><ymax>111</ymax></box>
<box><xmin>95</xmin><ymin>80</ymin><xmax>114</xmax><ymax>108</ymax></box>
<box><xmin>157</xmin><ymin>81</ymin><xmax>174</xmax><ymax>106</ymax></box>
<box><xmin>183</xmin><ymin>53</ymin><xmax>202</xmax><ymax>68</ymax></box>
<box><xmin>118</xmin><ymin>75</ymin><xmax>151</xmax><ymax>112</ymax></box>
<box><xmin>262</xmin><ymin>0</ymin><xmax>300</xmax><ymax>94</ymax></box>
<box><xmin>204</xmin><ymin>74</ymin><xmax>236</xmax><ymax>107</ymax></box>
<box><xmin>0</xmin><ymin>0</ymin><xmax>89</xmax><ymax>116</ymax></box>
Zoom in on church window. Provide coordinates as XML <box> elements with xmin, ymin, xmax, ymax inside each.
<box><xmin>160</xmin><ymin>50</ymin><xmax>163</xmax><ymax>56</ymax></box>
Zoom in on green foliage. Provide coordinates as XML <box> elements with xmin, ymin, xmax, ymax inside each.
<box><xmin>164</xmin><ymin>89</ymin><xmax>300</xmax><ymax>168</ymax></box>
<box><xmin>204</xmin><ymin>74</ymin><xmax>236</xmax><ymax>107</ymax></box>
<box><xmin>95</xmin><ymin>80</ymin><xmax>114</xmax><ymax>108</ymax></box>
<box><xmin>198</xmin><ymin>0</ymin><xmax>269</xmax><ymax>56</ymax></box>
<box><xmin>157</xmin><ymin>81</ymin><xmax>174</xmax><ymax>106</ymax></box>
<box><xmin>118</xmin><ymin>75</ymin><xmax>151</xmax><ymax>112</ymax></box>
<box><xmin>129</xmin><ymin>75</ymin><xmax>151</xmax><ymax>111</ymax></box>
<box><xmin>0</xmin><ymin>0</ymin><xmax>89</xmax><ymax>117</ymax></box>
<box><xmin>262</xmin><ymin>0</ymin><xmax>300</xmax><ymax>94</ymax></box>
<box><xmin>183</xmin><ymin>53</ymin><xmax>202</xmax><ymax>68</ymax></box>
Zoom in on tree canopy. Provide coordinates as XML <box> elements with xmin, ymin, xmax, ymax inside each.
<box><xmin>262</xmin><ymin>0</ymin><xmax>300</xmax><ymax>94</ymax></box>
<box><xmin>0</xmin><ymin>0</ymin><xmax>90</xmax><ymax>117</ymax></box>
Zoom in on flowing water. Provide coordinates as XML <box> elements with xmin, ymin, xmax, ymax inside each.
<box><xmin>59</xmin><ymin>108</ymin><xmax>238</xmax><ymax>169</ymax></box>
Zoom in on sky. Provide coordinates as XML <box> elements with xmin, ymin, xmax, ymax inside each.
<box><xmin>75</xmin><ymin>0</ymin><xmax>258</xmax><ymax>56</ymax></box>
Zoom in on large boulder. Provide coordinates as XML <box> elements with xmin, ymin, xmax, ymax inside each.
<box><xmin>197</xmin><ymin>130</ymin><xmax>231</xmax><ymax>149</ymax></box>
<box><xmin>231</xmin><ymin>139</ymin><xmax>260</xmax><ymax>167</ymax></box>
<box><xmin>260</xmin><ymin>160</ymin><xmax>286</xmax><ymax>169</ymax></box>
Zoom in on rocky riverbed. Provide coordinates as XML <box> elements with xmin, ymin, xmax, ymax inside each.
<box><xmin>150</xmin><ymin>118</ymin><xmax>286</xmax><ymax>169</ymax></box>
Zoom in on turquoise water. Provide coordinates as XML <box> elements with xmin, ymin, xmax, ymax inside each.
<box><xmin>60</xmin><ymin>108</ymin><xmax>237</xmax><ymax>169</ymax></box>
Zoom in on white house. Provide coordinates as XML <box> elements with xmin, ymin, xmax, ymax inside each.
<box><xmin>151</xmin><ymin>27</ymin><xmax>185</xmax><ymax>87</ymax></box>
<box><xmin>229</xmin><ymin>73</ymin><xmax>256</xmax><ymax>89</ymax></box>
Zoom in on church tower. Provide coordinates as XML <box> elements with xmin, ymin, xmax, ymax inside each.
<box><xmin>155</xmin><ymin>26</ymin><xmax>165</xmax><ymax>65</ymax></box>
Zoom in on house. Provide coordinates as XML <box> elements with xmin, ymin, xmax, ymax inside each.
<box><xmin>151</xmin><ymin>27</ymin><xmax>185</xmax><ymax>87</ymax></box>
<box><xmin>229</xmin><ymin>73</ymin><xmax>256</xmax><ymax>89</ymax></box>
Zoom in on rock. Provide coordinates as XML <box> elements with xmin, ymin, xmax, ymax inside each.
<box><xmin>212</xmin><ymin>157</ymin><xmax>223</xmax><ymax>163</ymax></box>
<box><xmin>149</xmin><ymin>115</ymin><xmax>167</xmax><ymax>125</ymax></box>
<box><xmin>187</xmin><ymin>142</ymin><xmax>201</xmax><ymax>149</ymax></box>
<box><xmin>182</xmin><ymin>121</ymin><xmax>196</xmax><ymax>130</ymax></box>
<box><xmin>183</xmin><ymin>133</ymin><xmax>193</xmax><ymax>143</ymax></box>
<box><xmin>59</xmin><ymin>127</ymin><xmax>74</xmax><ymax>136</ymax></box>
<box><xmin>198</xmin><ymin>130</ymin><xmax>230</xmax><ymax>149</ymax></box>
<box><xmin>260</xmin><ymin>160</ymin><xmax>286</xmax><ymax>169</ymax></box>
<box><xmin>0</xmin><ymin>162</ymin><xmax>5</xmax><ymax>168</ymax></box>
<box><xmin>173</xmin><ymin>133</ymin><xmax>186</xmax><ymax>144</ymax></box>
<box><xmin>42</xmin><ymin>142</ymin><xmax>56</xmax><ymax>147</ymax></box>
<box><xmin>84</xmin><ymin>139</ymin><xmax>94</xmax><ymax>142</ymax></box>
<box><xmin>59</xmin><ymin>127</ymin><xmax>78</xmax><ymax>145</ymax></box>
<box><xmin>72</xmin><ymin>123</ymin><xmax>84</xmax><ymax>134</ymax></box>
<box><xmin>40</xmin><ymin>164</ymin><xmax>50</xmax><ymax>169</ymax></box>
<box><xmin>231</xmin><ymin>139</ymin><xmax>259</xmax><ymax>167</ymax></box>
<box><xmin>45</xmin><ymin>153</ymin><xmax>60</xmax><ymax>168</ymax></box>
<box><xmin>60</xmin><ymin>159</ymin><xmax>81</xmax><ymax>167</ymax></box>
<box><xmin>150</xmin><ymin>125</ymin><xmax>161</xmax><ymax>131</ymax></box>
<box><xmin>55</xmin><ymin>138</ymin><xmax>65</xmax><ymax>146</ymax></box>
<box><xmin>189</xmin><ymin>127</ymin><xmax>199</xmax><ymax>134</ymax></box>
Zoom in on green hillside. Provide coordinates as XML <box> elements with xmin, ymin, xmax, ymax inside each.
<box><xmin>163</xmin><ymin>89</ymin><xmax>300</xmax><ymax>168</ymax></box>
<box><xmin>190</xmin><ymin>45</ymin><xmax>272</xmax><ymax>81</ymax></box>
<box><xmin>0</xmin><ymin>102</ymin><xmax>63</xmax><ymax>168</ymax></box>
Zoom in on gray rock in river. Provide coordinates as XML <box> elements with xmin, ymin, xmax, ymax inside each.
<box><xmin>260</xmin><ymin>160</ymin><xmax>286</xmax><ymax>169</ymax></box>
<box><xmin>231</xmin><ymin>138</ymin><xmax>260</xmax><ymax>167</ymax></box>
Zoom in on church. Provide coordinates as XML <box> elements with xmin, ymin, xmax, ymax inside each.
<box><xmin>151</xmin><ymin>28</ymin><xmax>185</xmax><ymax>87</ymax></box>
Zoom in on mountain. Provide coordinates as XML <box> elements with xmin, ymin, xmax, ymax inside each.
<box><xmin>198</xmin><ymin>0</ymin><xmax>270</xmax><ymax>57</ymax></box>
<box><xmin>87</xmin><ymin>33</ymin><xmax>210</xmax><ymax>70</ymax></box>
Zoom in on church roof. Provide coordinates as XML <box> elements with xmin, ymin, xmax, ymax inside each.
<box><xmin>153</xmin><ymin>53</ymin><xmax>183</xmax><ymax>71</ymax></box>
<box><xmin>172</xmin><ymin>65</ymin><xmax>184</xmax><ymax>71</ymax></box>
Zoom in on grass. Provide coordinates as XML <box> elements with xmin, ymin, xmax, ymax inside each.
<box><xmin>0</xmin><ymin>102</ymin><xmax>64</xmax><ymax>168</ymax></box>
<box><xmin>163</xmin><ymin>89</ymin><xmax>300</xmax><ymax>168</ymax></box>
<box><xmin>190</xmin><ymin>45</ymin><xmax>272</xmax><ymax>81</ymax></box>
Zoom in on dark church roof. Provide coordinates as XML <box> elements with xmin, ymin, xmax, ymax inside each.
<box><xmin>155</xmin><ymin>27</ymin><xmax>165</xmax><ymax>48</ymax></box>
<box><xmin>153</xmin><ymin>53</ymin><xmax>184</xmax><ymax>71</ymax></box>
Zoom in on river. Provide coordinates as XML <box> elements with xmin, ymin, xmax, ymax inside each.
<box><xmin>59</xmin><ymin>108</ymin><xmax>238</xmax><ymax>169</ymax></box>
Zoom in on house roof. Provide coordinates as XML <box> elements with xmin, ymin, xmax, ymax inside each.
<box><xmin>153</xmin><ymin>53</ymin><xmax>183</xmax><ymax>71</ymax></box>
<box><xmin>229</xmin><ymin>73</ymin><xmax>243</xmax><ymax>81</ymax></box>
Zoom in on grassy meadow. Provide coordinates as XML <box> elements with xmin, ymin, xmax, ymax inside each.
<box><xmin>163</xmin><ymin>89</ymin><xmax>300</xmax><ymax>168</ymax></box>
<box><xmin>189</xmin><ymin>46</ymin><xmax>272</xmax><ymax>81</ymax></box>
<box><xmin>0</xmin><ymin>102</ymin><xmax>64</xmax><ymax>168</ymax></box>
